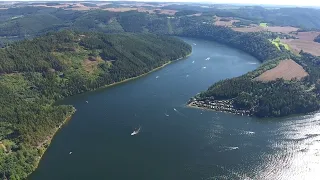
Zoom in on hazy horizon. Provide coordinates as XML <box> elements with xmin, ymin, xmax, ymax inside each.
<box><xmin>1</xmin><ymin>0</ymin><xmax>320</xmax><ymax>7</ymax></box>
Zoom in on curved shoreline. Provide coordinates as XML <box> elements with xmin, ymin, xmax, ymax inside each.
<box><xmin>34</xmin><ymin>107</ymin><xmax>76</xmax><ymax>170</ymax></box>
<box><xmin>30</xmin><ymin>52</ymin><xmax>192</xmax><ymax>178</ymax></box>
<box><xmin>101</xmin><ymin>53</ymin><xmax>192</xmax><ymax>89</ymax></box>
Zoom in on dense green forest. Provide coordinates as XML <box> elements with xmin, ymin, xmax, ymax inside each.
<box><xmin>196</xmin><ymin>52</ymin><xmax>320</xmax><ymax>117</ymax></box>
<box><xmin>0</xmin><ymin>31</ymin><xmax>191</xmax><ymax>180</ymax></box>
<box><xmin>180</xmin><ymin>24</ymin><xmax>282</xmax><ymax>62</ymax></box>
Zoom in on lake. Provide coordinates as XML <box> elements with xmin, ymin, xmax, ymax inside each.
<box><xmin>30</xmin><ymin>37</ymin><xmax>320</xmax><ymax>180</ymax></box>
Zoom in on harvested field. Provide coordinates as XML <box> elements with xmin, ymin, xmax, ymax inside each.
<box><xmin>31</xmin><ymin>3</ymin><xmax>100</xmax><ymax>10</ymax></box>
<box><xmin>233</xmin><ymin>25</ymin><xmax>298</xmax><ymax>34</ymax></box>
<box><xmin>281</xmin><ymin>39</ymin><xmax>320</xmax><ymax>56</ymax></box>
<box><xmin>104</xmin><ymin>7</ymin><xmax>137</xmax><ymax>12</ymax></box>
<box><xmin>294</xmin><ymin>31</ymin><xmax>320</xmax><ymax>41</ymax></box>
<box><xmin>154</xmin><ymin>9</ymin><xmax>177</xmax><ymax>15</ymax></box>
<box><xmin>255</xmin><ymin>59</ymin><xmax>308</xmax><ymax>82</ymax></box>
<box><xmin>214</xmin><ymin>16</ymin><xmax>239</xmax><ymax>27</ymax></box>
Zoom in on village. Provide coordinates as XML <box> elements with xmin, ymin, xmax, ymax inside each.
<box><xmin>188</xmin><ymin>97</ymin><xmax>252</xmax><ymax>116</ymax></box>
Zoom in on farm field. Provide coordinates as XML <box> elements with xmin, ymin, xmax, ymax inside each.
<box><xmin>255</xmin><ymin>59</ymin><xmax>308</xmax><ymax>81</ymax></box>
<box><xmin>281</xmin><ymin>39</ymin><xmax>320</xmax><ymax>56</ymax></box>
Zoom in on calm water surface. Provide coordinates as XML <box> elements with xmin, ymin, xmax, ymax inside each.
<box><xmin>31</xmin><ymin>38</ymin><xmax>320</xmax><ymax>180</ymax></box>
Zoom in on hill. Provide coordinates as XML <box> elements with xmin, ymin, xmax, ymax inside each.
<box><xmin>189</xmin><ymin>52</ymin><xmax>320</xmax><ymax>117</ymax></box>
<box><xmin>0</xmin><ymin>31</ymin><xmax>191</xmax><ymax>179</ymax></box>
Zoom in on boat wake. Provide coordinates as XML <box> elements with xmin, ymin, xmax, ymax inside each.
<box><xmin>240</xmin><ymin>130</ymin><xmax>255</xmax><ymax>135</ymax></box>
<box><xmin>220</xmin><ymin>146</ymin><xmax>239</xmax><ymax>152</ymax></box>
<box><xmin>173</xmin><ymin>108</ymin><xmax>187</xmax><ymax>117</ymax></box>
<box><xmin>131</xmin><ymin>126</ymin><xmax>141</xmax><ymax>136</ymax></box>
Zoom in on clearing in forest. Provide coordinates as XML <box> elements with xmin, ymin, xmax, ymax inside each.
<box><xmin>255</xmin><ymin>59</ymin><xmax>308</xmax><ymax>82</ymax></box>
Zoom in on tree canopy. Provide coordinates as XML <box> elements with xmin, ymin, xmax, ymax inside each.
<box><xmin>0</xmin><ymin>31</ymin><xmax>191</xmax><ymax>179</ymax></box>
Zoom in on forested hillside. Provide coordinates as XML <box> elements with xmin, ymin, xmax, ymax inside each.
<box><xmin>0</xmin><ymin>31</ymin><xmax>191</xmax><ymax>179</ymax></box>
<box><xmin>1</xmin><ymin>5</ymin><xmax>320</xmax><ymax>45</ymax></box>
<box><xmin>180</xmin><ymin>24</ymin><xmax>282</xmax><ymax>62</ymax></box>
<box><xmin>193</xmin><ymin>52</ymin><xmax>320</xmax><ymax>117</ymax></box>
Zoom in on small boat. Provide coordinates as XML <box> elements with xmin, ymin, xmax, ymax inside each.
<box><xmin>86</xmin><ymin>101</ymin><xmax>88</xmax><ymax>103</ymax></box>
<box><xmin>165</xmin><ymin>113</ymin><xmax>169</xmax><ymax>117</ymax></box>
<box><xmin>156</xmin><ymin>76</ymin><xmax>159</xmax><ymax>79</ymax></box>
<box><xmin>192</xmin><ymin>61</ymin><xmax>195</xmax><ymax>63</ymax></box>
<box><xmin>69</xmin><ymin>151</ymin><xmax>72</xmax><ymax>155</ymax></box>
<box><xmin>202</xmin><ymin>66</ymin><xmax>207</xmax><ymax>69</ymax></box>
<box><xmin>131</xmin><ymin>127</ymin><xmax>141</xmax><ymax>136</ymax></box>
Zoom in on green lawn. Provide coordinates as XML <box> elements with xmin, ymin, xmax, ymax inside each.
<box><xmin>259</xmin><ymin>23</ymin><xmax>268</xmax><ymax>27</ymax></box>
<box><xmin>269</xmin><ymin>37</ymin><xmax>290</xmax><ymax>50</ymax></box>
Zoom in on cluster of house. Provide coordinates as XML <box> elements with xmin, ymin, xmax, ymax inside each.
<box><xmin>188</xmin><ymin>98</ymin><xmax>252</xmax><ymax>116</ymax></box>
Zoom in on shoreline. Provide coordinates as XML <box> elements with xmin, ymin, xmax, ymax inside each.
<box><xmin>33</xmin><ymin>107</ymin><xmax>76</xmax><ymax>172</ymax></box>
<box><xmin>187</xmin><ymin>100</ymin><xmax>253</xmax><ymax>116</ymax></box>
<box><xmin>101</xmin><ymin>53</ymin><xmax>192</xmax><ymax>89</ymax></box>
<box><xmin>30</xmin><ymin>52</ymin><xmax>192</xmax><ymax>177</ymax></box>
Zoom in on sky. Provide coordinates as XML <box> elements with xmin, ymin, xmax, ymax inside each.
<box><xmin>1</xmin><ymin>0</ymin><xmax>319</xmax><ymax>7</ymax></box>
<box><xmin>136</xmin><ymin>0</ymin><xmax>320</xmax><ymax>6</ymax></box>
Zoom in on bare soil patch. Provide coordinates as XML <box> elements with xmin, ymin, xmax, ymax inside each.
<box><xmin>281</xmin><ymin>39</ymin><xmax>320</xmax><ymax>56</ymax></box>
<box><xmin>83</xmin><ymin>57</ymin><xmax>104</xmax><ymax>73</ymax></box>
<box><xmin>255</xmin><ymin>59</ymin><xmax>308</xmax><ymax>82</ymax></box>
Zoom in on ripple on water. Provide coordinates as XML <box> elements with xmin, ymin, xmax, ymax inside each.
<box><xmin>248</xmin><ymin>113</ymin><xmax>320</xmax><ymax>180</ymax></box>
